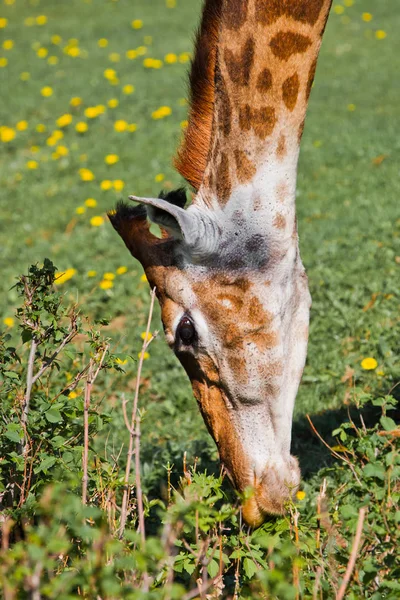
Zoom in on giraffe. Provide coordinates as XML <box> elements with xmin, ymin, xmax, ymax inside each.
<box><xmin>109</xmin><ymin>0</ymin><xmax>332</xmax><ymax>527</ymax></box>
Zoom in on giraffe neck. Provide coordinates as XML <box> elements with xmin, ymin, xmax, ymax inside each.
<box><xmin>197</xmin><ymin>0</ymin><xmax>331</xmax><ymax>213</ymax></box>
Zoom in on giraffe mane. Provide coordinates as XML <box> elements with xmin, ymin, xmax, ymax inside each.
<box><xmin>174</xmin><ymin>0</ymin><xmax>223</xmax><ymax>191</ymax></box>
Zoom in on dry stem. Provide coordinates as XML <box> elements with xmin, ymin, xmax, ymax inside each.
<box><xmin>119</xmin><ymin>287</ymin><xmax>157</xmax><ymax>541</ymax></box>
<box><xmin>336</xmin><ymin>507</ymin><xmax>366</xmax><ymax>600</ymax></box>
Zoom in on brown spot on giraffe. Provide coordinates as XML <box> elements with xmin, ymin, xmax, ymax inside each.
<box><xmin>270</xmin><ymin>31</ymin><xmax>312</xmax><ymax>61</ymax></box>
<box><xmin>224</xmin><ymin>37</ymin><xmax>255</xmax><ymax>87</ymax></box>
<box><xmin>253</xmin><ymin>106</ymin><xmax>277</xmax><ymax>139</ymax></box>
<box><xmin>224</xmin><ymin>0</ymin><xmax>249</xmax><ymax>30</ymax></box>
<box><xmin>248</xmin><ymin>331</ymin><xmax>279</xmax><ymax>351</ymax></box>
<box><xmin>216</xmin><ymin>152</ymin><xmax>232</xmax><ymax>203</ymax></box>
<box><xmin>276</xmin><ymin>181</ymin><xmax>289</xmax><ymax>203</ymax></box>
<box><xmin>282</xmin><ymin>73</ymin><xmax>300</xmax><ymax>111</ymax></box>
<box><xmin>276</xmin><ymin>134</ymin><xmax>286</xmax><ymax>160</ymax></box>
<box><xmin>247</xmin><ymin>296</ymin><xmax>271</xmax><ymax>326</ymax></box>
<box><xmin>218</xmin><ymin>77</ymin><xmax>232</xmax><ymax>136</ymax></box>
<box><xmin>254</xmin><ymin>0</ymin><xmax>324</xmax><ymax>26</ymax></box>
<box><xmin>234</xmin><ymin>149</ymin><xmax>256</xmax><ymax>183</ymax></box>
<box><xmin>274</xmin><ymin>213</ymin><xmax>286</xmax><ymax>229</ymax></box>
<box><xmin>239</xmin><ymin>104</ymin><xmax>252</xmax><ymax>132</ymax></box>
<box><xmin>256</xmin><ymin>68</ymin><xmax>272</xmax><ymax>93</ymax></box>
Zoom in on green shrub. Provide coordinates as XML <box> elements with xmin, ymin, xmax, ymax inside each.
<box><xmin>0</xmin><ymin>261</ymin><xmax>399</xmax><ymax>599</ymax></box>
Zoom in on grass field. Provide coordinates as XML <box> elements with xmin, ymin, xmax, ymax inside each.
<box><xmin>0</xmin><ymin>0</ymin><xmax>399</xmax><ymax>597</ymax></box>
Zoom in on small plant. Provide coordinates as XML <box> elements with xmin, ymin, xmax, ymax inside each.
<box><xmin>0</xmin><ymin>261</ymin><xmax>399</xmax><ymax>598</ymax></box>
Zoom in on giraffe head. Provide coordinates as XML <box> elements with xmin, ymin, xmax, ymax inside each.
<box><xmin>109</xmin><ymin>0</ymin><xmax>331</xmax><ymax>527</ymax></box>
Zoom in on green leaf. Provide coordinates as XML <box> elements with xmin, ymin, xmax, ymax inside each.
<box><xmin>4</xmin><ymin>423</ymin><xmax>24</xmax><ymax>443</ymax></box>
<box><xmin>380</xmin><ymin>416</ymin><xmax>397</xmax><ymax>431</ymax></box>
<box><xmin>45</xmin><ymin>408</ymin><xmax>62</xmax><ymax>423</ymax></box>
<box><xmin>34</xmin><ymin>455</ymin><xmax>56</xmax><ymax>474</ymax></box>
<box><xmin>243</xmin><ymin>557</ymin><xmax>258</xmax><ymax>579</ymax></box>
<box><xmin>207</xmin><ymin>558</ymin><xmax>219</xmax><ymax>578</ymax></box>
<box><xmin>363</xmin><ymin>463</ymin><xmax>386</xmax><ymax>480</ymax></box>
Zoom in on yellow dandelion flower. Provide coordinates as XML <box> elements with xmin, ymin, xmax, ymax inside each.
<box><xmin>105</xmin><ymin>153</ymin><xmax>119</xmax><ymax>165</ymax></box>
<box><xmin>3</xmin><ymin>40</ymin><xmax>14</xmax><ymax>50</ymax></box>
<box><xmin>143</xmin><ymin>57</ymin><xmax>163</xmax><ymax>69</ymax></box>
<box><xmin>99</xmin><ymin>279</ymin><xmax>113</xmax><ymax>290</ymax></box>
<box><xmin>56</xmin><ymin>113</ymin><xmax>73</xmax><ymax>128</ymax></box>
<box><xmin>85</xmin><ymin>198</ymin><xmax>97</xmax><ymax>208</ymax></box>
<box><xmin>361</xmin><ymin>357</ymin><xmax>378</xmax><ymax>370</ymax></box>
<box><xmin>75</xmin><ymin>121</ymin><xmax>88</xmax><ymax>133</ymax></box>
<box><xmin>85</xmin><ymin>106</ymin><xmax>99</xmax><ymax>119</ymax></box>
<box><xmin>347</xmin><ymin>103</ymin><xmax>356</xmax><ymax>111</ymax></box>
<box><xmin>166</xmin><ymin>0</ymin><xmax>176</xmax><ymax>6</ymax></box>
<box><xmin>164</xmin><ymin>53</ymin><xmax>177</xmax><ymax>64</ymax></box>
<box><xmin>126</xmin><ymin>49</ymin><xmax>137</xmax><ymax>60</ymax></box>
<box><xmin>138</xmin><ymin>351</ymin><xmax>150</xmax><ymax>360</ymax></box>
<box><xmin>109</xmin><ymin>52</ymin><xmax>120</xmax><ymax>62</ymax></box>
<box><xmin>334</xmin><ymin>5</ymin><xmax>345</xmax><ymax>15</ymax></box>
<box><xmin>151</xmin><ymin>106</ymin><xmax>172</xmax><ymax>120</ymax></box>
<box><xmin>96</xmin><ymin>104</ymin><xmax>106</xmax><ymax>114</ymax></box>
<box><xmin>376</xmin><ymin>370</ymin><xmax>385</xmax><ymax>377</ymax></box>
<box><xmin>30</xmin><ymin>145</ymin><xmax>39</xmax><ymax>153</ymax></box>
<box><xmin>141</xmin><ymin>331</ymin><xmax>152</xmax><ymax>341</ymax></box>
<box><xmin>178</xmin><ymin>97</ymin><xmax>188</xmax><ymax>106</ymax></box>
<box><xmin>36</xmin><ymin>123</ymin><xmax>46</xmax><ymax>132</ymax></box>
<box><xmin>51</xmin><ymin>34</ymin><xmax>62</xmax><ymax>45</ymax></box>
<box><xmin>1</xmin><ymin>126</ymin><xmax>16</xmax><ymax>142</ymax></box>
<box><xmin>90</xmin><ymin>215</ymin><xmax>104</xmax><ymax>227</ymax></box>
<box><xmin>98</xmin><ymin>38</ymin><xmax>108</xmax><ymax>48</ymax></box>
<box><xmin>343</xmin><ymin>0</ymin><xmax>353</xmax><ymax>6</ymax></box>
<box><xmin>75</xmin><ymin>206</ymin><xmax>86</xmax><ymax>215</ymax></box>
<box><xmin>116</xmin><ymin>266</ymin><xmax>127</xmax><ymax>275</ymax></box>
<box><xmin>376</xmin><ymin>30</ymin><xmax>387</xmax><ymax>40</ymax></box>
<box><xmin>70</xmin><ymin>96</ymin><xmax>82</xmax><ymax>107</ymax></box>
<box><xmin>132</xmin><ymin>19</ymin><xmax>143</xmax><ymax>29</ymax></box>
<box><xmin>41</xmin><ymin>86</ymin><xmax>53</xmax><ymax>97</ymax></box>
<box><xmin>48</xmin><ymin>56</ymin><xmax>58</xmax><ymax>65</ymax></box>
<box><xmin>116</xmin><ymin>357</ymin><xmax>128</xmax><ymax>365</ymax></box>
<box><xmin>103</xmin><ymin>68</ymin><xmax>116</xmax><ymax>80</ymax></box>
<box><xmin>155</xmin><ymin>173</ymin><xmax>165</xmax><ymax>183</ymax></box>
<box><xmin>54</xmin><ymin>268</ymin><xmax>77</xmax><ymax>285</ymax></box>
<box><xmin>100</xmin><ymin>179</ymin><xmax>113</xmax><ymax>191</ymax></box>
<box><xmin>362</xmin><ymin>12</ymin><xmax>372</xmax><ymax>22</ymax></box>
<box><xmin>108</xmin><ymin>98</ymin><xmax>119</xmax><ymax>108</ymax></box>
<box><xmin>79</xmin><ymin>168</ymin><xmax>95</xmax><ymax>181</ymax></box>
<box><xmin>114</xmin><ymin>119</ymin><xmax>128</xmax><ymax>132</ymax></box>
<box><xmin>0</xmin><ymin>58</ymin><xmax>8</xmax><ymax>67</ymax></box>
<box><xmin>181</xmin><ymin>120</ymin><xmax>188</xmax><ymax>129</ymax></box>
<box><xmin>36</xmin><ymin>15</ymin><xmax>47</xmax><ymax>25</ymax></box>
<box><xmin>46</xmin><ymin>136</ymin><xmax>57</xmax><ymax>147</ymax></box>
<box><xmin>56</xmin><ymin>145</ymin><xmax>68</xmax><ymax>156</ymax></box>
<box><xmin>26</xmin><ymin>160</ymin><xmax>38</xmax><ymax>169</ymax></box>
<box><xmin>123</xmin><ymin>84</ymin><xmax>135</xmax><ymax>94</ymax></box>
<box><xmin>179</xmin><ymin>52</ymin><xmax>191</xmax><ymax>63</ymax></box>
<box><xmin>87</xmin><ymin>270</ymin><xmax>97</xmax><ymax>277</ymax></box>
<box><xmin>113</xmin><ymin>179</ymin><xmax>125</xmax><ymax>192</ymax></box>
<box><xmin>3</xmin><ymin>317</ymin><xmax>14</xmax><ymax>327</ymax></box>
<box><xmin>136</xmin><ymin>46</ymin><xmax>147</xmax><ymax>56</ymax></box>
<box><xmin>68</xmin><ymin>391</ymin><xmax>78</xmax><ymax>399</ymax></box>
<box><xmin>296</xmin><ymin>490</ymin><xmax>306</xmax><ymax>501</ymax></box>
<box><xmin>20</xmin><ymin>71</ymin><xmax>30</xmax><ymax>80</ymax></box>
<box><xmin>103</xmin><ymin>272</ymin><xmax>115</xmax><ymax>281</ymax></box>
<box><xmin>140</xmin><ymin>273</ymin><xmax>147</xmax><ymax>282</ymax></box>
<box><xmin>128</xmin><ymin>123</ymin><xmax>137</xmax><ymax>132</ymax></box>
<box><xmin>37</xmin><ymin>47</ymin><xmax>48</xmax><ymax>58</ymax></box>
<box><xmin>0</xmin><ymin>18</ymin><xmax>8</xmax><ymax>28</ymax></box>
<box><xmin>66</xmin><ymin>46</ymin><xmax>80</xmax><ymax>57</ymax></box>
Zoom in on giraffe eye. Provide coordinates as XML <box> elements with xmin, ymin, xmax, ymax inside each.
<box><xmin>177</xmin><ymin>316</ymin><xmax>196</xmax><ymax>345</ymax></box>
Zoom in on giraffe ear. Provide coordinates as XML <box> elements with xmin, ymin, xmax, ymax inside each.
<box><xmin>129</xmin><ymin>195</ymin><xmax>220</xmax><ymax>259</ymax></box>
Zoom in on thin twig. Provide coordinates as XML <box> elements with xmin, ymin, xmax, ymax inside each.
<box><xmin>306</xmin><ymin>415</ymin><xmax>362</xmax><ymax>485</ymax></box>
<box><xmin>336</xmin><ymin>507</ymin><xmax>366</xmax><ymax>600</ymax></box>
<box><xmin>82</xmin><ymin>345</ymin><xmax>108</xmax><ymax>505</ymax></box>
<box><xmin>22</xmin><ymin>339</ymin><xmax>37</xmax><ymax>430</ymax></box>
<box><xmin>119</xmin><ymin>287</ymin><xmax>157</xmax><ymax>540</ymax></box>
<box><xmin>31</xmin><ymin>327</ymin><xmax>77</xmax><ymax>385</ymax></box>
